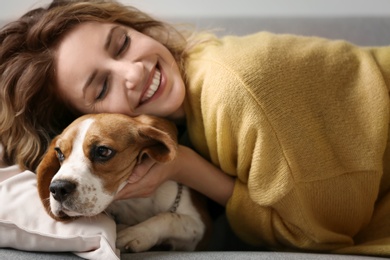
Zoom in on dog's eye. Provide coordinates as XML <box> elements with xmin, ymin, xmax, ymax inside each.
<box><xmin>54</xmin><ymin>147</ymin><xmax>65</xmax><ymax>163</ymax></box>
<box><xmin>97</xmin><ymin>146</ymin><xmax>112</xmax><ymax>157</ymax></box>
<box><xmin>92</xmin><ymin>146</ymin><xmax>115</xmax><ymax>162</ymax></box>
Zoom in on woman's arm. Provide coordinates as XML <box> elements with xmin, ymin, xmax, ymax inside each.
<box><xmin>115</xmin><ymin>145</ymin><xmax>235</xmax><ymax>206</ymax></box>
<box><xmin>173</xmin><ymin>145</ymin><xmax>235</xmax><ymax>206</ymax></box>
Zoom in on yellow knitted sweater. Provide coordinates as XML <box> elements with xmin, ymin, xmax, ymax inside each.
<box><xmin>183</xmin><ymin>32</ymin><xmax>390</xmax><ymax>255</ymax></box>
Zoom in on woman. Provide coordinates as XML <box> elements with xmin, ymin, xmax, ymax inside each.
<box><xmin>1</xmin><ymin>0</ymin><xmax>390</xmax><ymax>256</ymax></box>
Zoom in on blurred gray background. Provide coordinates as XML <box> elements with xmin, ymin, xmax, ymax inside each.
<box><xmin>2</xmin><ymin>0</ymin><xmax>390</xmax><ymax>21</ymax></box>
<box><xmin>1</xmin><ymin>1</ymin><xmax>390</xmax><ymax>47</ymax></box>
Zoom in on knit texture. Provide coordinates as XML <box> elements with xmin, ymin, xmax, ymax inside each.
<box><xmin>184</xmin><ymin>32</ymin><xmax>390</xmax><ymax>255</ymax></box>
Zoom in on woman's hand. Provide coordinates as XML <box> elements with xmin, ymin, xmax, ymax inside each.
<box><xmin>114</xmin><ymin>155</ymin><xmax>178</xmax><ymax>200</ymax></box>
<box><xmin>115</xmin><ymin>145</ymin><xmax>235</xmax><ymax>206</ymax></box>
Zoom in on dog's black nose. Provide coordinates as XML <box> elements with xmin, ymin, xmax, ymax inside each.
<box><xmin>49</xmin><ymin>180</ymin><xmax>77</xmax><ymax>202</ymax></box>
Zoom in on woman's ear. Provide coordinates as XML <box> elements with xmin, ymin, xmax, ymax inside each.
<box><xmin>35</xmin><ymin>137</ymin><xmax>62</xmax><ymax>220</ymax></box>
<box><xmin>134</xmin><ymin>115</ymin><xmax>178</xmax><ymax>164</ymax></box>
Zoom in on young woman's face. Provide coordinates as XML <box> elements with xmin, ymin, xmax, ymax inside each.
<box><xmin>55</xmin><ymin>22</ymin><xmax>186</xmax><ymax>121</ymax></box>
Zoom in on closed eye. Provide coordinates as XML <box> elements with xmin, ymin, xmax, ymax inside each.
<box><xmin>96</xmin><ymin>76</ymin><xmax>109</xmax><ymax>100</ymax></box>
<box><xmin>116</xmin><ymin>34</ymin><xmax>130</xmax><ymax>56</ymax></box>
<box><xmin>95</xmin><ymin>34</ymin><xmax>129</xmax><ymax>101</ymax></box>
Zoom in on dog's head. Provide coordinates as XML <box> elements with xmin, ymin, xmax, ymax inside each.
<box><xmin>36</xmin><ymin>113</ymin><xmax>178</xmax><ymax>221</ymax></box>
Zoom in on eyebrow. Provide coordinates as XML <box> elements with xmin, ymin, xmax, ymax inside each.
<box><xmin>82</xmin><ymin>25</ymin><xmax>120</xmax><ymax>97</ymax></box>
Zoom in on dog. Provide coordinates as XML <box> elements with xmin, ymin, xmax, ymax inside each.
<box><xmin>36</xmin><ymin>113</ymin><xmax>208</xmax><ymax>252</ymax></box>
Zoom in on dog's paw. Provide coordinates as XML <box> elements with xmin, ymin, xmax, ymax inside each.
<box><xmin>117</xmin><ymin>226</ymin><xmax>158</xmax><ymax>253</ymax></box>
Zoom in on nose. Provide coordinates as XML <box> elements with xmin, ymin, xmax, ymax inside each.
<box><xmin>49</xmin><ymin>180</ymin><xmax>77</xmax><ymax>203</ymax></box>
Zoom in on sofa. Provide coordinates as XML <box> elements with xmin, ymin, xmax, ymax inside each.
<box><xmin>1</xmin><ymin>16</ymin><xmax>390</xmax><ymax>260</ymax></box>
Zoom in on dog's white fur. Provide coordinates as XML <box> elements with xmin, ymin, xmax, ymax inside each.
<box><xmin>50</xmin><ymin>118</ymin><xmax>114</xmax><ymax>217</ymax></box>
<box><xmin>36</xmin><ymin>114</ymin><xmax>206</xmax><ymax>252</ymax></box>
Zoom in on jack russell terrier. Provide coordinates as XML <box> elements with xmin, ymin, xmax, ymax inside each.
<box><xmin>36</xmin><ymin>113</ymin><xmax>208</xmax><ymax>252</ymax></box>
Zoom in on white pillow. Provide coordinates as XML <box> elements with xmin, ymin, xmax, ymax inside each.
<box><xmin>0</xmin><ymin>167</ymin><xmax>120</xmax><ymax>259</ymax></box>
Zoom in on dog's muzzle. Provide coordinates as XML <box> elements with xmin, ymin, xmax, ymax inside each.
<box><xmin>50</xmin><ymin>180</ymin><xmax>77</xmax><ymax>203</ymax></box>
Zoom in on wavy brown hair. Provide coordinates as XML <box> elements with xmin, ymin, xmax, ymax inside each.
<box><xmin>0</xmin><ymin>0</ymin><xmax>190</xmax><ymax>171</ymax></box>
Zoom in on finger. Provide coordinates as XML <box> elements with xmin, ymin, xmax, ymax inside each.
<box><xmin>115</xmin><ymin>159</ymin><xmax>157</xmax><ymax>200</ymax></box>
<box><xmin>115</xmin><ymin>180</ymin><xmax>144</xmax><ymax>199</ymax></box>
<box><xmin>127</xmin><ymin>157</ymin><xmax>155</xmax><ymax>184</ymax></box>
<box><xmin>114</xmin><ymin>188</ymin><xmax>127</xmax><ymax>200</ymax></box>
<box><xmin>115</xmin><ymin>184</ymin><xmax>134</xmax><ymax>200</ymax></box>
<box><xmin>115</xmin><ymin>178</ymin><xmax>153</xmax><ymax>200</ymax></box>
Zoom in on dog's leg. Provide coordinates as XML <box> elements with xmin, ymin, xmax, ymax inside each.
<box><xmin>116</xmin><ymin>212</ymin><xmax>205</xmax><ymax>252</ymax></box>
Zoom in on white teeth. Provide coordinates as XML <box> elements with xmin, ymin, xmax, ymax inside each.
<box><xmin>141</xmin><ymin>69</ymin><xmax>161</xmax><ymax>103</ymax></box>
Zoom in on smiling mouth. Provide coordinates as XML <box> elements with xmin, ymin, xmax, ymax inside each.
<box><xmin>140</xmin><ymin>68</ymin><xmax>161</xmax><ymax>103</ymax></box>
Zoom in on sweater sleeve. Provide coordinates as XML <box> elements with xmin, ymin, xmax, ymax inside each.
<box><xmin>184</xmin><ymin>32</ymin><xmax>390</xmax><ymax>251</ymax></box>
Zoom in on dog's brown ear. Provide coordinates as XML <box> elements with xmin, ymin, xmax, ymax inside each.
<box><xmin>133</xmin><ymin>115</ymin><xmax>178</xmax><ymax>163</ymax></box>
<box><xmin>35</xmin><ymin>137</ymin><xmax>64</xmax><ymax>221</ymax></box>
